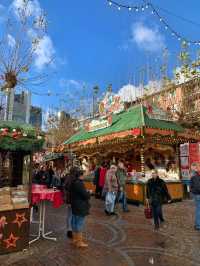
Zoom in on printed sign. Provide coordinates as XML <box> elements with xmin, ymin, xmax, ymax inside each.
<box><xmin>180</xmin><ymin>143</ymin><xmax>189</xmax><ymax>157</ymax></box>
<box><xmin>99</xmin><ymin>92</ymin><xmax>124</xmax><ymax>116</ymax></box>
<box><xmin>85</xmin><ymin>116</ymin><xmax>112</xmax><ymax>132</ymax></box>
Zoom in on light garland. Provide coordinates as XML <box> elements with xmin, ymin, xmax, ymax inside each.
<box><xmin>107</xmin><ymin>0</ymin><xmax>200</xmax><ymax>46</ymax></box>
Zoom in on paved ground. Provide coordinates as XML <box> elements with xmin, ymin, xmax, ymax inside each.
<box><xmin>0</xmin><ymin>198</ymin><xmax>200</xmax><ymax>266</ymax></box>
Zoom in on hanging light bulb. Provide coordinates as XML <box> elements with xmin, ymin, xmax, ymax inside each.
<box><xmin>142</xmin><ymin>7</ymin><xmax>145</xmax><ymax>11</ymax></box>
<box><xmin>128</xmin><ymin>7</ymin><xmax>132</xmax><ymax>11</ymax></box>
<box><xmin>171</xmin><ymin>32</ymin><xmax>175</xmax><ymax>36</ymax></box>
<box><xmin>136</xmin><ymin>8</ymin><xmax>139</xmax><ymax>12</ymax></box>
<box><xmin>151</xmin><ymin>10</ymin><xmax>154</xmax><ymax>14</ymax></box>
<box><xmin>159</xmin><ymin>18</ymin><xmax>162</xmax><ymax>21</ymax></box>
<box><xmin>118</xmin><ymin>6</ymin><xmax>121</xmax><ymax>10</ymax></box>
<box><xmin>178</xmin><ymin>37</ymin><xmax>181</xmax><ymax>41</ymax></box>
<box><xmin>165</xmin><ymin>26</ymin><xmax>168</xmax><ymax>30</ymax></box>
<box><xmin>146</xmin><ymin>5</ymin><xmax>149</xmax><ymax>9</ymax></box>
<box><xmin>108</xmin><ymin>1</ymin><xmax>112</xmax><ymax>6</ymax></box>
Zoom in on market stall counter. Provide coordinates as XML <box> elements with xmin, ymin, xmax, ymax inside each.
<box><xmin>83</xmin><ymin>178</ymin><xmax>183</xmax><ymax>204</ymax></box>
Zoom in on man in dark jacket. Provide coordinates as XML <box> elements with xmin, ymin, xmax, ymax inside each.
<box><xmin>190</xmin><ymin>163</ymin><xmax>200</xmax><ymax>230</ymax></box>
<box><xmin>147</xmin><ymin>170</ymin><xmax>171</xmax><ymax>230</ymax></box>
<box><xmin>71</xmin><ymin>168</ymin><xmax>90</xmax><ymax>248</ymax></box>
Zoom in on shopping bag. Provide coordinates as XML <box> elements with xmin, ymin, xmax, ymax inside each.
<box><xmin>144</xmin><ymin>200</ymin><xmax>152</xmax><ymax>219</ymax></box>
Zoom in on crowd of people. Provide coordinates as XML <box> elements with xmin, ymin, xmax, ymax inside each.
<box><xmin>31</xmin><ymin>159</ymin><xmax>200</xmax><ymax>249</ymax></box>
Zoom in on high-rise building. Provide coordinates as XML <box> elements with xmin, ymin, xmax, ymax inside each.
<box><xmin>30</xmin><ymin>106</ymin><xmax>42</xmax><ymax>128</ymax></box>
<box><xmin>12</xmin><ymin>91</ymin><xmax>31</xmax><ymax>123</ymax></box>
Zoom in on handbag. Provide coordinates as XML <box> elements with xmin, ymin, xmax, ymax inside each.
<box><xmin>144</xmin><ymin>200</ymin><xmax>152</xmax><ymax>219</ymax></box>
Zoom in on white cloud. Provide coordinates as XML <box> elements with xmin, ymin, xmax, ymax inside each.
<box><xmin>34</xmin><ymin>35</ymin><xmax>55</xmax><ymax>69</ymax></box>
<box><xmin>118</xmin><ymin>81</ymin><xmax>163</xmax><ymax>102</ymax></box>
<box><xmin>131</xmin><ymin>22</ymin><xmax>165</xmax><ymax>52</ymax></box>
<box><xmin>59</xmin><ymin>79</ymin><xmax>87</xmax><ymax>90</ymax></box>
<box><xmin>118</xmin><ymin>84</ymin><xmax>142</xmax><ymax>102</ymax></box>
<box><xmin>7</xmin><ymin>34</ymin><xmax>16</xmax><ymax>47</ymax></box>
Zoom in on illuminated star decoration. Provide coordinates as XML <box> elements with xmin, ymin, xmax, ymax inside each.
<box><xmin>3</xmin><ymin>233</ymin><xmax>19</xmax><ymax>249</ymax></box>
<box><xmin>0</xmin><ymin>216</ymin><xmax>8</xmax><ymax>229</ymax></box>
<box><xmin>12</xmin><ymin>213</ymin><xmax>28</xmax><ymax>228</ymax></box>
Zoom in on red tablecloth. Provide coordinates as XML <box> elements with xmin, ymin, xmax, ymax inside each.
<box><xmin>32</xmin><ymin>186</ymin><xmax>64</xmax><ymax>208</ymax></box>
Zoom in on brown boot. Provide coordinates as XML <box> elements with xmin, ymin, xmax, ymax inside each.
<box><xmin>76</xmin><ymin>232</ymin><xmax>88</xmax><ymax>248</ymax></box>
<box><xmin>72</xmin><ymin>232</ymin><xmax>78</xmax><ymax>246</ymax></box>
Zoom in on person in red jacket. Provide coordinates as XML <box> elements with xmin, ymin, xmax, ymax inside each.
<box><xmin>99</xmin><ymin>162</ymin><xmax>108</xmax><ymax>197</ymax></box>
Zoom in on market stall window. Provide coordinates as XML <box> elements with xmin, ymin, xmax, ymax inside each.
<box><xmin>0</xmin><ymin>151</ymin><xmax>31</xmax><ymax>212</ymax></box>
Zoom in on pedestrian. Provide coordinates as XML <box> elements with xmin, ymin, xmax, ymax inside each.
<box><xmin>190</xmin><ymin>162</ymin><xmax>200</xmax><ymax>231</ymax></box>
<box><xmin>93</xmin><ymin>163</ymin><xmax>101</xmax><ymax>199</ymax></box>
<box><xmin>64</xmin><ymin>167</ymin><xmax>76</xmax><ymax>239</ymax></box>
<box><xmin>51</xmin><ymin>167</ymin><xmax>61</xmax><ymax>188</ymax></box>
<box><xmin>38</xmin><ymin>165</ymin><xmax>50</xmax><ymax>186</ymax></box>
<box><xmin>47</xmin><ymin>165</ymin><xmax>55</xmax><ymax>188</ymax></box>
<box><xmin>71</xmin><ymin>168</ymin><xmax>91</xmax><ymax>248</ymax></box>
<box><xmin>104</xmin><ymin>165</ymin><xmax>119</xmax><ymax>215</ymax></box>
<box><xmin>99</xmin><ymin>162</ymin><xmax>107</xmax><ymax>199</ymax></box>
<box><xmin>146</xmin><ymin>170</ymin><xmax>171</xmax><ymax>230</ymax></box>
<box><xmin>32</xmin><ymin>163</ymin><xmax>40</xmax><ymax>184</ymax></box>
<box><xmin>116</xmin><ymin>160</ymin><xmax>130</xmax><ymax>212</ymax></box>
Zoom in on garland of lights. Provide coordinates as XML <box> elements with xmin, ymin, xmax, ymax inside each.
<box><xmin>107</xmin><ymin>0</ymin><xmax>200</xmax><ymax>46</ymax></box>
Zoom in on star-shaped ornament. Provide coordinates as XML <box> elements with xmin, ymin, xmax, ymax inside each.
<box><xmin>12</xmin><ymin>213</ymin><xmax>28</xmax><ymax>228</ymax></box>
<box><xmin>3</xmin><ymin>233</ymin><xmax>19</xmax><ymax>249</ymax></box>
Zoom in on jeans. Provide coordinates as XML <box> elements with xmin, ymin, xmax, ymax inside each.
<box><xmin>194</xmin><ymin>194</ymin><xmax>200</xmax><ymax>229</ymax></box>
<box><xmin>66</xmin><ymin>205</ymin><xmax>72</xmax><ymax>231</ymax></box>
<box><xmin>152</xmin><ymin>202</ymin><xmax>164</xmax><ymax>227</ymax></box>
<box><xmin>105</xmin><ymin>192</ymin><xmax>116</xmax><ymax>213</ymax></box>
<box><xmin>118</xmin><ymin>191</ymin><xmax>128</xmax><ymax>211</ymax></box>
<box><xmin>72</xmin><ymin>214</ymin><xmax>85</xmax><ymax>232</ymax></box>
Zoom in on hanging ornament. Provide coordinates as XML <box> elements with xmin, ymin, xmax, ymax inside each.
<box><xmin>1</xmin><ymin>128</ymin><xmax>9</xmax><ymax>136</ymax></box>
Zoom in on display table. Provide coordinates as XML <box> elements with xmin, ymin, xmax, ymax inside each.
<box><xmin>30</xmin><ymin>185</ymin><xmax>63</xmax><ymax>244</ymax></box>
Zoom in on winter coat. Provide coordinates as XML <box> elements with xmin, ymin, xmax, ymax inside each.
<box><xmin>99</xmin><ymin>167</ymin><xmax>107</xmax><ymax>188</ymax></box>
<box><xmin>191</xmin><ymin>171</ymin><xmax>200</xmax><ymax>195</ymax></box>
<box><xmin>116</xmin><ymin>168</ymin><xmax>127</xmax><ymax>189</ymax></box>
<box><xmin>71</xmin><ymin>178</ymin><xmax>91</xmax><ymax>217</ymax></box>
<box><xmin>147</xmin><ymin>177</ymin><xmax>171</xmax><ymax>205</ymax></box>
<box><xmin>104</xmin><ymin>169</ymin><xmax>119</xmax><ymax>193</ymax></box>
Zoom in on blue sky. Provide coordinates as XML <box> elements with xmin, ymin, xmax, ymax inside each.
<box><xmin>1</xmin><ymin>0</ymin><xmax>200</xmax><ymax>115</ymax></box>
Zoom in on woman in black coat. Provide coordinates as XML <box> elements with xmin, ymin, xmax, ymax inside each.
<box><xmin>71</xmin><ymin>168</ymin><xmax>90</xmax><ymax>248</ymax></box>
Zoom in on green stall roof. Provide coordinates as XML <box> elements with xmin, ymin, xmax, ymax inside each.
<box><xmin>0</xmin><ymin>120</ymin><xmax>44</xmax><ymax>152</ymax></box>
<box><xmin>64</xmin><ymin>105</ymin><xmax>184</xmax><ymax>145</ymax></box>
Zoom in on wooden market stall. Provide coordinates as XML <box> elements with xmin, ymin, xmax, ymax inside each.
<box><xmin>63</xmin><ymin>104</ymin><xmax>200</xmax><ymax>204</ymax></box>
<box><xmin>0</xmin><ymin>121</ymin><xmax>44</xmax><ymax>255</ymax></box>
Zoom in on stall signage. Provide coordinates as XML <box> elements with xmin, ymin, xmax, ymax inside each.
<box><xmin>180</xmin><ymin>143</ymin><xmax>189</xmax><ymax>156</ymax></box>
<box><xmin>85</xmin><ymin>116</ymin><xmax>112</xmax><ymax>132</ymax></box>
<box><xmin>99</xmin><ymin>92</ymin><xmax>124</xmax><ymax>116</ymax></box>
<box><xmin>146</xmin><ymin>104</ymin><xmax>172</xmax><ymax>121</ymax></box>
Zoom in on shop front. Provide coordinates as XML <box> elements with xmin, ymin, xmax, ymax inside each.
<box><xmin>0</xmin><ymin>121</ymin><xmax>44</xmax><ymax>255</ymax></box>
<box><xmin>63</xmin><ymin>104</ymin><xmax>200</xmax><ymax>204</ymax></box>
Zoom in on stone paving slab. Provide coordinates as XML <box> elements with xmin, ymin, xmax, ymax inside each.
<box><xmin>0</xmin><ymin>199</ymin><xmax>200</xmax><ymax>266</ymax></box>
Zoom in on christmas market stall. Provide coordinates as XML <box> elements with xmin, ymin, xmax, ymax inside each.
<box><xmin>63</xmin><ymin>103</ymin><xmax>200</xmax><ymax>204</ymax></box>
<box><xmin>0</xmin><ymin>121</ymin><xmax>44</xmax><ymax>255</ymax></box>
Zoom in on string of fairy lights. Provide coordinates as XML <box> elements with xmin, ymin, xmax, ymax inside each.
<box><xmin>107</xmin><ymin>0</ymin><xmax>200</xmax><ymax>46</ymax></box>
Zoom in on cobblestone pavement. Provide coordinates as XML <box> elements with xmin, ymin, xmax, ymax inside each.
<box><xmin>0</xmin><ymin>199</ymin><xmax>200</xmax><ymax>266</ymax></box>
